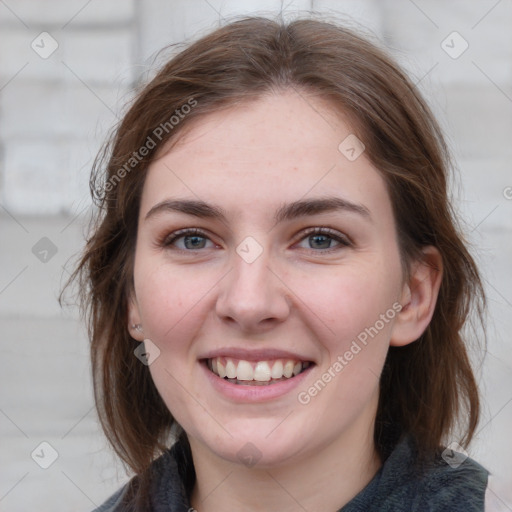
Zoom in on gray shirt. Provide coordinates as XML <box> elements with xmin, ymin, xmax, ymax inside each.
<box><xmin>93</xmin><ymin>435</ymin><xmax>488</xmax><ymax>511</ymax></box>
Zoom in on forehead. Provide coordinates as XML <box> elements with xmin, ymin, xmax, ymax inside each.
<box><xmin>140</xmin><ymin>90</ymin><xmax>392</xmax><ymax>225</ymax></box>
<box><xmin>164</xmin><ymin>90</ymin><xmax>352</xmax><ymax>167</ymax></box>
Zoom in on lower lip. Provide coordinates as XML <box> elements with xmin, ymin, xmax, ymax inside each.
<box><xmin>201</xmin><ymin>361</ymin><xmax>314</xmax><ymax>402</ymax></box>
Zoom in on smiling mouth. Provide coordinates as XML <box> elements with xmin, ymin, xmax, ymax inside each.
<box><xmin>204</xmin><ymin>357</ymin><xmax>313</xmax><ymax>386</ymax></box>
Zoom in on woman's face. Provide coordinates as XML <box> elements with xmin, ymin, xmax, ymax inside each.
<box><xmin>130</xmin><ymin>90</ymin><xmax>407</xmax><ymax>467</ymax></box>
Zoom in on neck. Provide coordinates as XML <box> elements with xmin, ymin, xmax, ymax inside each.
<box><xmin>189</xmin><ymin>417</ymin><xmax>381</xmax><ymax>512</ymax></box>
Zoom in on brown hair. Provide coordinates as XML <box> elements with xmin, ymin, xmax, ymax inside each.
<box><xmin>65</xmin><ymin>15</ymin><xmax>485</xmax><ymax>506</ymax></box>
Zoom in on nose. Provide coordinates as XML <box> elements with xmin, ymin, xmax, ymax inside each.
<box><xmin>215</xmin><ymin>247</ymin><xmax>291</xmax><ymax>333</ymax></box>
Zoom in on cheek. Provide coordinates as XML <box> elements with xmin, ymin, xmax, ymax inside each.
<box><xmin>133</xmin><ymin>260</ymin><xmax>220</xmax><ymax>350</ymax></box>
<box><xmin>290</xmin><ymin>262</ymin><xmax>400</xmax><ymax>353</ymax></box>
<box><xmin>293</xmin><ymin>265</ymin><xmax>398</xmax><ymax>425</ymax></box>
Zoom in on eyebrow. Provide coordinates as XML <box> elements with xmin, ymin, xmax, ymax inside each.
<box><xmin>144</xmin><ymin>196</ymin><xmax>372</xmax><ymax>223</ymax></box>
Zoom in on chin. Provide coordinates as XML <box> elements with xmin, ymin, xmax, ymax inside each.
<box><xmin>191</xmin><ymin>420</ymin><xmax>310</xmax><ymax>469</ymax></box>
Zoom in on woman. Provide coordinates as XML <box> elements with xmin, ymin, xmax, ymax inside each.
<box><xmin>70</xmin><ymin>16</ymin><xmax>488</xmax><ymax>511</ymax></box>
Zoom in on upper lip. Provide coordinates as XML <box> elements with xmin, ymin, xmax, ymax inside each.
<box><xmin>199</xmin><ymin>347</ymin><xmax>315</xmax><ymax>363</ymax></box>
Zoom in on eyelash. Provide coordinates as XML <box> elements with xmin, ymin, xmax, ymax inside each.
<box><xmin>161</xmin><ymin>227</ymin><xmax>351</xmax><ymax>253</ymax></box>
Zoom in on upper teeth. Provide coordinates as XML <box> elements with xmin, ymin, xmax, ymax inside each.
<box><xmin>208</xmin><ymin>357</ymin><xmax>309</xmax><ymax>382</ymax></box>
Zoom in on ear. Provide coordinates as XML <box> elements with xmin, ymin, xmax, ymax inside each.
<box><xmin>390</xmin><ymin>246</ymin><xmax>443</xmax><ymax>347</ymax></box>
<box><xmin>127</xmin><ymin>292</ymin><xmax>145</xmax><ymax>341</ymax></box>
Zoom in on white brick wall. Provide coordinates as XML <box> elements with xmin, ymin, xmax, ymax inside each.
<box><xmin>0</xmin><ymin>0</ymin><xmax>136</xmax><ymax>214</ymax></box>
<box><xmin>2</xmin><ymin>0</ymin><xmax>510</xmax><ymax>216</ymax></box>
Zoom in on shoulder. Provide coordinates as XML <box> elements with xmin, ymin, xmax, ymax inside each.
<box><xmin>343</xmin><ymin>436</ymin><xmax>489</xmax><ymax>512</ymax></box>
<box><xmin>382</xmin><ymin>438</ymin><xmax>488</xmax><ymax>511</ymax></box>
<box><xmin>91</xmin><ymin>483</ymin><xmax>131</xmax><ymax>512</ymax></box>
<box><xmin>91</xmin><ymin>443</ymin><xmax>192</xmax><ymax>512</ymax></box>
<box><xmin>415</xmin><ymin>454</ymin><xmax>489</xmax><ymax>511</ymax></box>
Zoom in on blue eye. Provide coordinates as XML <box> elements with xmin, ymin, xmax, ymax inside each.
<box><xmin>162</xmin><ymin>227</ymin><xmax>350</xmax><ymax>253</ymax></box>
<box><xmin>163</xmin><ymin>229</ymin><xmax>215</xmax><ymax>250</ymax></box>
<box><xmin>296</xmin><ymin>228</ymin><xmax>350</xmax><ymax>251</ymax></box>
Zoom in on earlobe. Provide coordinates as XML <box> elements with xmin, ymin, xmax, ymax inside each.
<box><xmin>128</xmin><ymin>294</ymin><xmax>145</xmax><ymax>341</ymax></box>
<box><xmin>390</xmin><ymin>246</ymin><xmax>443</xmax><ymax>347</ymax></box>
